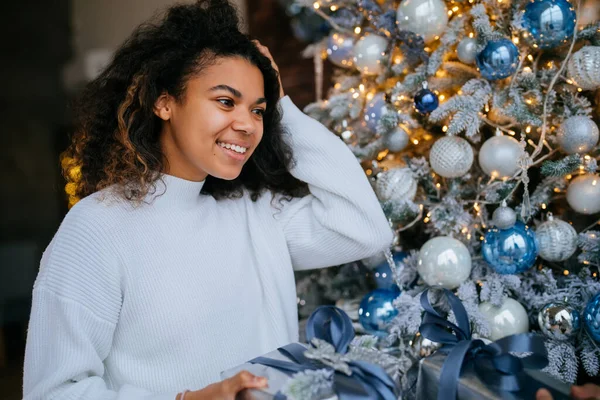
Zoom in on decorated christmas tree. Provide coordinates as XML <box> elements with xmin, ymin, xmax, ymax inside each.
<box><xmin>287</xmin><ymin>0</ymin><xmax>600</xmax><ymax>395</ymax></box>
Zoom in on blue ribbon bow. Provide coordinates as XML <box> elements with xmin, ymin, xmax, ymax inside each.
<box><xmin>419</xmin><ymin>289</ymin><xmax>549</xmax><ymax>400</ymax></box>
<box><xmin>250</xmin><ymin>305</ymin><xmax>398</xmax><ymax>400</ymax></box>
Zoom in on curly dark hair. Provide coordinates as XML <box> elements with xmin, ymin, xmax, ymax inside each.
<box><xmin>63</xmin><ymin>0</ymin><xmax>307</xmax><ymax>204</ymax></box>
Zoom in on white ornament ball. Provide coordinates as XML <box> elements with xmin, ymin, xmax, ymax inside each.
<box><xmin>557</xmin><ymin>116</ymin><xmax>599</xmax><ymax>155</ymax></box>
<box><xmin>375</xmin><ymin>168</ymin><xmax>418</xmax><ymax>202</ymax></box>
<box><xmin>566</xmin><ymin>174</ymin><xmax>600</xmax><ymax>214</ymax></box>
<box><xmin>417</xmin><ymin>236</ymin><xmax>472</xmax><ymax>289</ymax></box>
<box><xmin>385</xmin><ymin>127</ymin><xmax>410</xmax><ymax>152</ymax></box>
<box><xmin>396</xmin><ymin>0</ymin><xmax>448</xmax><ymax>44</ymax></box>
<box><xmin>479</xmin><ymin>298</ymin><xmax>529</xmax><ymax>341</ymax></box>
<box><xmin>429</xmin><ymin>136</ymin><xmax>474</xmax><ymax>178</ymax></box>
<box><xmin>353</xmin><ymin>35</ymin><xmax>388</xmax><ymax>75</ymax></box>
<box><xmin>492</xmin><ymin>205</ymin><xmax>517</xmax><ymax>230</ymax></box>
<box><xmin>567</xmin><ymin>46</ymin><xmax>600</xmax><ymax>91</ymax></box>
<box><xmin>536</xmin><ymin>216</ymin><xmax>578</xmax><ymax>262</ymax></box>
<box><xmin>457</xmin><ymin>37</ymin><xmax>478</xmax><ymax>64</ymax></box>
<box><xmin>478</xmin><ymin>135</ymin><xmax>524</xmax><ymax>179</ymax></box>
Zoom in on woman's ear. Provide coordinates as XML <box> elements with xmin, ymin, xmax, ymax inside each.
<box><xmin>153</xmin><ymin>93</ymin><xmax>172</xmax><ymax>121</ymax></box>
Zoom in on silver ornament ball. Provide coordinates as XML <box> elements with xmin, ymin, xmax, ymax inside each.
<box><xmin>557</xmin><ymin>116</ymin><xmax>599</xmax><ymax>155</ymax></box>
<box><xmin>479</xmin><ymin>298</ymin><xmax>529</xmax><ymax>341</ymax></box>
<box><xmin>375</xmin><ymin>168</ymin><xmax>418</xmax><ymax>202</ymax></box>
<box><xmin>417</xmin><ymin>236</ymin><xmax>472</xmax><ymax>289</ymax></box>
<box><xmin>536</xmin><ymin>216</ymin><xmax>578</xmax><ymax>262</ymax></box>
<box><xmin>353</xmin><ymin>35</ymin><xmax>388</xmax><ymax>75</ymax></box>
<box><xmin>492</xmin><ymin>205</ymin><xmax>517</xmax><ymax>230</ymax></box>
<box><xmin>385</xmin><ymin>127</ymin><xmax>410</xmax><ymax>152</ymax></box>
<box><xmin>538</xmin><ymin>302</ymin><xmax>580</xmax><ymax>341</ymax></box>
<box><xmin>478</xmin><ymin>134</ymin><xmax>524</xmax><ymax>179</ymax></box>
<box><xmin>567</xmin><ymin>46</ymin><xmax>600</xmax><ymax>91</ymax></box>
<box><xmin>429</xmin><ymin>136</ymin><xmax>474</xmax><ymax>178</ymax></box>
<box><xmin>566</xmin><ymin>174</ymin><xmax>600</xmax><ymax>214</ymax></box>
<box><xmin>396</xmin><ymin>0</ymin><xmax>448</xmax><ymax>44</ymax></box>
<box><xmin>457</xmin><ymin>37</ymin><xmax>478</xmax><ymax>64</ymax></box>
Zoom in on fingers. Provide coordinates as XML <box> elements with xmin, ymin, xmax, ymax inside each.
<box><xmin>226</xmin><ymin>371</ymin><xmax>268</xmax><ymax>393</ymax></box>
<box><xmin>571</xmin><ymin>383</ymin><xmax>600</xmax><ymax>399</ymax></box>
<box><xmin>536</xmin><ymin>388</ymin><xmax>553</xmax><ymax>400</ymax></box>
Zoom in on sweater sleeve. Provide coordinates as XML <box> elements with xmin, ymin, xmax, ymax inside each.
<box><xmin>274</xmin><ymin>96</ymin><xmax>393</xmax><ymax>271</ymax></box>
<box><xmin>23</xmin><ymin>203</ymin><xmax>178</xmax><ymax>400</ymax></box>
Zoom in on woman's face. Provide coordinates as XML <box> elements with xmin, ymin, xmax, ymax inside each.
<box><xmin>156</xmin><ymin>56</ymin><xmax>266</xmax><ymax>181</ymax></box>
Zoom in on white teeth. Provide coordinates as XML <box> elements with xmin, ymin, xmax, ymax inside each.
<box><xmin>218</xmin><ymin>141</ymin><xmax>247</xmax><ymax>154</ymax></box>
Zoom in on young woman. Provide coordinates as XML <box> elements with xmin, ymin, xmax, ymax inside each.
<box><xmin>23</xmin><ymin>1</ymin><xmax>392</xmax><ymax>399</ymax></box>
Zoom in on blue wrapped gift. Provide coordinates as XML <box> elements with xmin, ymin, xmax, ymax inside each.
<box><xmin>415</xmin><ymin>288</ymin><xmax>572</xmax><ymax>400</ymax></box>
<box><xmin>220</xmin><ymin>306</ymin><xmax>398</xmax><ymax>400</ymax></box>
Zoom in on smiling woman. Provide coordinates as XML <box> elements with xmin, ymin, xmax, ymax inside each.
<box><xmin>156</xmin><ymin>58</ymin><xmax>267</xmax><ymax>182</ymax></box>
<box><xmin>23</xmin><ymin>1</ymin><xmax>393</xmax><ymax>400</ymax></box>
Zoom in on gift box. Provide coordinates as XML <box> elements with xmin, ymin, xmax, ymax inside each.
<box><xmin>415</xmin><ymin>288</ymin><xmax>572</xmax><ymax>400</ymax></box>
<box><xmin>219</xmin><ymin>306</ymin><xmax>398</xmax><ymax>400</ymax></box>
<box><xmin>416</xmin><ymin>351</ymin><xmax>571</xmax><ymax>400</ymax></box>
<box><xmin>221</xmin><ymin>344</ymin><xmax>338</xmax><ymax>400</ymax></box>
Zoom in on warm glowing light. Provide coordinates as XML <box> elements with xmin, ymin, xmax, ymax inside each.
<box><xmin>354</xmin><ymin>27</ymin><xmax>361</xmax><ymax>34</ymax></box>
<box><xmin>313</xmin><ymin>2</ymin><xmax>320</xmax><ymax>9</ymax></box>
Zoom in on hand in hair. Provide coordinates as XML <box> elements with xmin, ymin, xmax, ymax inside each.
<box><xmin>253</xmin><ymin>40</ymin><xmax>284</xmax><ymax>99</ymax></box>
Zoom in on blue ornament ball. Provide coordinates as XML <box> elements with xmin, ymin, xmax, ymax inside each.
<box><xmin>476</xmin><ymin>39</ymin><xmax>520</xmax><ymax>81</ymax></box>
<box><xmin>482</xmin><ymin>221</ymin><xmax>538</xmax><ymax>274</ymax></box>
<box><xmin>326</xmin><ymin>32</ymin><xmax>355</xmax><ymax>68</ymax></box>
<box><xmin>523</xmin><ymin>0</ymin><xmax>576</xmax><ymax>49</ymax></box>
<box><xmin>364</xmin><ymin>93</ymin><xmax>390</xmax><ymax>132</ymax></box>
<box><xmin>358</xmin><ymin>288</ymin><xmax>400</xmax><ymax>337</ymax></box>
<box><xmin>584</xmin><ymin>292</ymin><xmax>600</xmax><ymax>343</ymax></box>
<box><xmin>414</xmin><ymin>88</ymin><xmax>439</xmax><ymax>114</ymax></box>
<box><xmin>373</xmin><ymin>251</ymin><xmax>407</xmax><ymax>291</ymax></box>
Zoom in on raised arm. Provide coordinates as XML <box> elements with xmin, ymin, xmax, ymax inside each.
<box><xmin>274</xmin><ymin>96</ymin><xmax>393</xmax><ymax>270</ymax></box>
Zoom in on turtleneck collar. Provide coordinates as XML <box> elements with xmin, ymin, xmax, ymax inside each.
<box><xmin>146</xmin><ymin>173</ymin><xmax>206</xmax><ymax>208</ymax></box>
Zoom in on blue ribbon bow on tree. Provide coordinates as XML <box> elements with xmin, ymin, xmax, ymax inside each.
<box><xmin>250</xmin><ymin>305</ymin><xmax>398</xmax><ymax>400</ymax></box>
<box><xmin>419</xmin><ymin>288</ymin><xmax>549</xmax><ymax>400</ymax></box>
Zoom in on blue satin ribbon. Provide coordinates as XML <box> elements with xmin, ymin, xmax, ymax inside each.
<box><xmin>419</xmin><ymin>289</ymin><xmax>549</xmax><ymax>400</ymax></box>
<box><xmin>250</xmin><ymin>305</ymin><xmax>398</xmax><ymax>400</ymax></box>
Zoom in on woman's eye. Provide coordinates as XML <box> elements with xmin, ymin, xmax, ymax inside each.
<box><xmin>218</xmin><ymin>99</ymin><xmax>234</xmax><ymax>107</ymax></box>
<box><xmin>253</xmin><ymin>108</ymin><xmax>266</xmax><ymax>117</ymax></box>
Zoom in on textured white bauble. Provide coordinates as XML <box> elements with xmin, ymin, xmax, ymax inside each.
<box><xmin>567</xmin><ymin>46</ymin><xmax>600</xmax><ymax>90</ymax></box>
<box><xmin>479</xmin><ymin>298</ymin><xmax>529</xmax><ymax>341</ymax></box>
<box><xmin>536</xmin><ymin>216</ymin><xmax>578</xmax><ymax>262</ymax></box>
<box><xmin>478</xmin><ymin>135</ymin><xmax>524</xmax><ymax>179</ymax></box>
<box><xmin>396</xmin><ymin>0</ymin><xmax>448</xmax><ymax>44</ymax></box>
<box><xmin>385</xmin><ymin>127</ymin><xmax>410</xmax><ymax>152</ymax></box>
<box><xmin>375</xmin><ymin>168</ymin><xmax>418</xmax><ymax>202</ymax></box>
<box><xmin>429</xmin><ymin>136</ymin><xmax>474</xmax><ymax>178</ymax></box>
<box><xmin>417</xmin><ymin>236</ymin><xmax>472</xmax><ymax>289</ymax></box>
<box><xmin>353</xmin><ymin>35</ymin><xmax>388</xmax><ymax>75</ymax></box>
<box><xmin>557</xmin><ymin>116</ymin><xmax>599</xmax><ymax>154</ymax></box>
<box><xmin>457</xmin><ymin>37</ymin><xmax>478</xmax><ymax>64</ymax></box>
<box><xmin>566</xmin><ymin>174</ymin><xmax>600</xmax><ymax>214</ymax></box>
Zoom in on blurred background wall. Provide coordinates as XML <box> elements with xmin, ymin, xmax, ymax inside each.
<box><xmin>0</xmin><ymin>0</ymin><xmax>317</xmax><ymax>397</ymax></box>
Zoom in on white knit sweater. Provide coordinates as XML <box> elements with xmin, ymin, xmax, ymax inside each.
<box><xmin>23</xmin><ymin>96</ymin><xmax>393</xmax><ymax>400</ymax></box>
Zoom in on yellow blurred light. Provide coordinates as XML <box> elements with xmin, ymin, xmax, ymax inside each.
<box><xmin>563</xmin><ymin>270</ymin><xmax>570</xmax><ymax>276</ymax></box>
<box><xmin>330</xmin><ymin>5</ymin><xmax>337</xmax><ymax>11</ymax></box>
<box><xmin>526</xmin><ymin>126</ymin><xmax>531</xmax><ymax>133</ymax></box>
<box><xmin>442</xmin><ymin>125</ymin><xmax>448</xmax><ymax>132</ymax></box>
<box><xmin>413</xmin><ymin>139</ymin><xmax>419</xmax><ymax>145</ymax></box>
<box><xmin>354</xmin><ymin>27</ymin><xmax>361</xmax><ymax>34</ymax></box>
<box><xmin>313</xmin><ymin>2</ymin><xmax>320</xmax><ymax>9</ymax></box>
<box><xmin>527</xmin><ymin>55</ymin><xmax>534</xmax><ymax>61</ymax></box>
